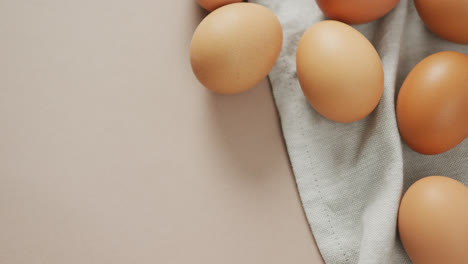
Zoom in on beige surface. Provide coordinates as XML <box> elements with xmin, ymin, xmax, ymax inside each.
<box><xmin>0</xmin><ymin>1</ymin><xmax>324</xmax><ymax>263</ymax></box>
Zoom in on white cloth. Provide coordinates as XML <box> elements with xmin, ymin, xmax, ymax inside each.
<box><xmin>249</xmin><ymin>0</ymin><xmax>468</xmax><ymax>263</ymax></box>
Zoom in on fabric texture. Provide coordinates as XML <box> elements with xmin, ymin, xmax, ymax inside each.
<box><xmin>248</xmin><ymin>0</ymin><xmax>468</xmax><ymax>263</ymax></box>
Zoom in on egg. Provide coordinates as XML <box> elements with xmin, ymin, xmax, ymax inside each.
<box><xmin>190</xmin><ymin>3</ymin><xmax>283</xmax><ymax>94</ymax></box>
<box><xmin>315</xmin><ymin>0</ymin><xmax>400</xmax><ymax>24</ymax></box>
<box><xmin>398</xmin><ymin>176</ymin><xmax>468</xmax><ymax>264</ymax></box>
<box><xmin>414</xmin><ymin>0</ymin><xmax>468</xmax><ymax>44</ymax></box>
<box><xmin>396</xmin><ymin>51</ymin><xmax>468</xmax><ymax>155</ymax></box>
<box><xmin>196</xmin><ymin>0</ymin><xmax>243</xmax><ymax>12</ymax></box>
<box><xmin>296</xmin><ymin>20</ymin><xmax>384</xmax><ymax>123</ymax></box>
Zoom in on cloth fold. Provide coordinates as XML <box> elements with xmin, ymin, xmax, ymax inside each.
<box><xmin>249</xmin><ymin>0</ymin><xmax>468</xmax><ymax>263</ymax></box>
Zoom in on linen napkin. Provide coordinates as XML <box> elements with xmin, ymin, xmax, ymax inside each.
<box><xmin>249</xmin><ymin>0</ymin><xmax>468</xmax><ymax>263</ymax></box>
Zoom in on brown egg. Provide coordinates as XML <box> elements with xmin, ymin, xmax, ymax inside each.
<box><xmin>315</xmin><ymin>0</ymin><xmax>400</xmax><ymax>24</ymax></box>
<box><xmin>398</xmin><ymin>176</ymin><xmax>468</xmax><ymax>264</ymax></box>
<box><xmin>196</xmin><ymin>0</ymin><xmax>243</xmax><ymax>12</ymax></box>
<box><xmin>296</xmin><ymin>20</ymin><xmax>384</xmax><ymax>123</ymax></box>
<box><xmin>414</xmin><ymin>0</ymin><xmax>468</xmax><ymax>44</ymax></box>
<box><xmin>396</xmin><ymin>51</ymin><xmax>468</xmax><ymax>155</ymax></box>
<box><xmin>190</xmin><ymin>3</ymin><xmax>283</xmax><ymax>94</ymax></box>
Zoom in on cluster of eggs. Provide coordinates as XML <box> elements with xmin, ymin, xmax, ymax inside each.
<box><xmin>190</xmin><ymin>1</ymin><xmax>468</xmax><ymax>263</ymax></box>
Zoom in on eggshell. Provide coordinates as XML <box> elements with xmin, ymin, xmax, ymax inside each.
<box><xmin>398</xmin><ymin>176</ymin><xmax>468</xmax><ymax>264</ymax></box>
<box><xmin>396</xmin><ymin>51</ymin><xmax>468</xmax><ymax>155</ymax></box>
<box><xmin>296</xmin><ymin>20</ymin><xmax>384</xmax><ymax>123</ymax></box>
<box><xmin>315</xmin><ymin>0</ymin><xmax>400</xmax><ymax>24</ymax></box>
<box><xmin>190</xmin><ymin>3</ymin><xmax>283</xmax><ymax>94</ymax></box>
<box><xmin>414</xmin><ymin>0</ymin><xmax>468</xmax><ymax>44</ymax></box>
<box><xmin>196</xmin><ymin>0</ymin><xmax>243</xmax><ymax>12</ymax></box>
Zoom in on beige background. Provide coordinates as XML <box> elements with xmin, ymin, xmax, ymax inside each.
<box><xmin>0</xmin><ymin>1</ymin><xmax>323</xmax><ymax>263</ymax></box>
